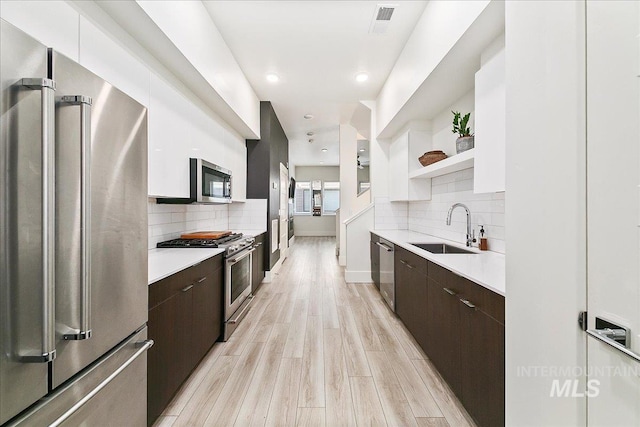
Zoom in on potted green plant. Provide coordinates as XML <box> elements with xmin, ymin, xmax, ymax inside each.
<box><xmin>451</xmin><ymin>111</ymin><xmax>474</xmax><ymax>154</ymax></box>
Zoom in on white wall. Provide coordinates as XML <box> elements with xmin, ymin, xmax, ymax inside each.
<box><xmin>345</xmin><ymin>206</ymin><xmax>374</xmax><ymax>283</ymax></box>
<box><xmin>376</xmin><ymin>0</ymin><xmax>489</xmax><ymax>134</ymax></box>
<box><xmin>431</xmin><ymin>90</ymin><xmax>475</xmax><ymax>156</ymax></box>
<box><xmin>339</xmin><ymin>124</ymin><xmax>372</xmax><ymax>264</ymax></box>
<box><xmin>505</xmin><ymin>1</ymin><xmax>586</xmax><ymax>425</ymax></box>
<box><xmin>294</xmin><ymin>166</ymin><xmax>339</xmax><ymax>237</ymax></box>
<box><xmin>136</xmin><ymin>0</ymin><xmax>260</xmax><ymax>137</ymax></box>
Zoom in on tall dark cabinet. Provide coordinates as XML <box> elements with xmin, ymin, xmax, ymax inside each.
<box><xmin>246</xmin><ymin>102</ymin><xmax>289</xmax><ymax>272</ymax></box>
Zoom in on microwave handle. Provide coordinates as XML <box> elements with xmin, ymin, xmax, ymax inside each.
<box><xmin>60</xmin><ymin>95</ymin><xmax>93</xmax><ymax>341</ymax></box>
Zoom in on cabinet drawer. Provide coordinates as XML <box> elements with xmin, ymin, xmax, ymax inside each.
<box><xmin>395</xmin><ymin>246</ymin><xmax>428</xmax><ymax>276</ymax></box>
<box><xmin>185</xmin><ymin>255</ymin><xmax>223</xmax><ymax>285</ymax></box>
<box><xmin>427</xmin><ymin>261</ymin><xmax>504</xmax><ymax>324</ymax></box>
<box><xmin>149</xmin><ymin>254</ymin><xmax>223</xmax><ymax>309</ymax></box>
<box><xmin>370</xmin><ymin>232</ymin><xmax>380</xmax><ymax>243</ymax></box>
<box><xmin>455</xmin><ymin>275</ymin><xmax>504</xmax><ymax>325</ymax></box>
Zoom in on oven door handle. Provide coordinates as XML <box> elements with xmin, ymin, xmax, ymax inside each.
<box><xmin>226</xmin><ymin>247</ymin><xmax>256</xmax><ymax>264</ymax></box>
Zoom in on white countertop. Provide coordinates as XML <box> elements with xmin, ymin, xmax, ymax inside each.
<box><xmin>148</xmin><ymin>248</ymin><xmax>224</xmax><ymax>285</ymax></box>
<box><xmin>370</xmin><ymin>229</ymin><xmax>505</xmax><ymax>296</ymax></box>
<box><xmin>148</xmin><ymin>229</ymin><xmax>267</xmax><ymax>285</ymax></box>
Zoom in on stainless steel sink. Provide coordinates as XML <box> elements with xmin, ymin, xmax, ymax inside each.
<box><xmin>411</xmin><ymin>243</ymin><xmax>477</xmax><ymax>254</ymax></box>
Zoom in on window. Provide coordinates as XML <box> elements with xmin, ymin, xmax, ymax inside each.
<box><xmin>294</xmin><ymin>181</ymin><xmax>311</xmax><ymax>214</ymax></box>
<box><xmin>323</xmin><ymin>181</ymin><xmax>340</xmax><ymax>214</ymax></box>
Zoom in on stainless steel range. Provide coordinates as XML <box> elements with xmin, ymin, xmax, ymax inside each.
<box><xmin>157</xmin><ymin>233</ymin><xmax>256</xmax><ymax>341</ymax></box>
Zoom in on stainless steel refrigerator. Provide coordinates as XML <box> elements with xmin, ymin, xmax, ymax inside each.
<box><xmin>0</xmin><ymin>20</ymin><xmax>151</xmax><ymax>426</ymax></box>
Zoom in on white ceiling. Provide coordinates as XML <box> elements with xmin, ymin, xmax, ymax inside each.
<box><xmin>203</xmin><ymin>1</ymin><xmax>428</xmax><ymax>167</ymax></box>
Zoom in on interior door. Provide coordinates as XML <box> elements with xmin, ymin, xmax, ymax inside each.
<box><xmin>279</xmin><ymin>163</ymin><xmax>288</xmax><ymax>259</ymax></box>
<box><xmin>586</xmin><ymin>1</ymin><xmax>640</xmax><ymax>424</ymax></box>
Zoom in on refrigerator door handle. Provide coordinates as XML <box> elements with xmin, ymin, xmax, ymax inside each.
<box><xmin>19</xmin><ymin>78</ymin><xmax>57</xmax><ymax>363</ymax></box>
<box><xmin>60</xmin><ymin>95</ymin><xmax>93</xmax><ymax>341</ymax></box>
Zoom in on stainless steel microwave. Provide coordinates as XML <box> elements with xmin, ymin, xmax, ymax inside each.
<box><xmin>157</xmin><ymin>158</ymin><xmax>232</xmax><ymax>204</ymax></box>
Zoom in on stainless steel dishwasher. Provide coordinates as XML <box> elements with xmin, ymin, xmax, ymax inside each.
<box><xmin>376</xmin><ymin>238</ymin><xmax>395</xmax><ymax>311</ymax></box>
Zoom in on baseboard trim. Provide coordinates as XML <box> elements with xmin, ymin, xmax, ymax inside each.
<box><xmin>264</xmin><ymin>256</ymin><xmax>285</xmax><ymax>283</ymax></box>
<box><xmin>293</xmin><ymin>231</ymin><xmax>336</xmax><ymax>237</ymax></box>
<box><xmin>344</xmin><ymin>270</ymin><xmax>373</xmax><ymax>283</ymax></box>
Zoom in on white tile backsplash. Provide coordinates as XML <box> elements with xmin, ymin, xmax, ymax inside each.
<box><xmin>147</xmin><ymin>198</ymin><xmax>268</xmax><ymax>250</ymax></box>
<box><xmin>374</xmin><ymin>197</ymin><xmax>408</xmax><ymax>230</ymax></box>
<box><xmin>148</xmin><ymin>199</ymin><xmax>229</xmax><ymax>249</ymax></box>
<box><xmin>408</xmin><ymin>168</ymin><xmax>505</xmax><ymax>254</ymax></box>
<box><xmin>228</xmin><ymin>199</ymin><xmax>268</xmax><ymax>231</ymax></box>
<box><xmin>373</xmin><ymin>168</ymin><xmax>506</xmax><ymax>254</ymax></box>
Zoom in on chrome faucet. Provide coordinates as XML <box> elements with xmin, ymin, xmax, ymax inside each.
<box><xmin>446</xmin><ymin>203</ymin><xmax>473</xmax><ymax>247</ymax></box>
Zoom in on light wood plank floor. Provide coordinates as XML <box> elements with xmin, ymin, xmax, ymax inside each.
<box><xmin>154</xmin><ymin>237</ymin><xmax>476</xmax><ymax>427</ymax></box>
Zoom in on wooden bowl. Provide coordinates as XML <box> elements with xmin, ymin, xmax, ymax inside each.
<box><xmin>419</xmin><ymin>150</ymin><xmax>448</xmax><ymax>167</ymax></box>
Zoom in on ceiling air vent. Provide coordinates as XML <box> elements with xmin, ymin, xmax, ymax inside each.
<box><xmin>369</xmin><ymin>4</ymin><xmax>397</xmax><ymax>34</ymax></box>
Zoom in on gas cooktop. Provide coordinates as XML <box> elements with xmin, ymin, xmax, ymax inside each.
<box><xmin>156</xmin><ymin>233</ymin><xmax>255</xmax><ymax>257</ymax></box>
<box><xmin>156</xmin><ymin>233</ymin><xmax>243</xmax><ymax>248</ymax></box>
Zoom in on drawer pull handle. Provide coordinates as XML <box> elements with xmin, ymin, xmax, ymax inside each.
<box><xmin>443</xmin><ymin>287</ymin><xmax>456</xmax><ymax>296</ymax></box>
<box><xmin>195</xmin><ymin>276</ymin><xmax>207</xmax><ymax>284</ymax></box>
<box><xmin>460</xmin><ymin>299</ymin><xmax>476</xmax><ymax>309</ymax></box>
<box><xmin>181</xmin><ymin>284</ymin><xmax>194</xmax><ymax>292</ymax></box>
<box><xmin>400</xmin><ymin>259</ymin><xmax>415</xmax><ymax>269</ymax></box>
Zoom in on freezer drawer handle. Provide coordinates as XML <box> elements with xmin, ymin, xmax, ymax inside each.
<box><xmin>586</xmin><ymin>329</ymin><xmax>640</xmax><ymax>364</ymax></box>
<box><xmin>19</xmin><ymin>78</ymin><xmax>57</xmax><ymax>363</ymax></box>
<box><xmin>60</xmin><ymin>95</ymin><xmax>93</xmax><ymax>341</ymax></box>
<box><xmin>49</xmin><ymin>339</ymin><xmax>154</xmax><ymax>427</ymax></box>
<box><xmin>585</xmin><ymin>316</ymin><xmax>640</xmax><ymax>363</ymax></box>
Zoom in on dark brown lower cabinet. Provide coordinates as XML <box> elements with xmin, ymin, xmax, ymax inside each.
<box><xmin>426</xmin><ymin>276</ymin><xmax>462</xmax><ymax>397</ymax></box>
<box><xmin>394</xmin><ymin>246</ymin><xmax>428</xmax><ymax>353</ymax></box>
<box><xmin>147</xmin><ymin>254</ymin><xmax>223</xmax><ymax>426</ymax></box>
<box><xmin>460</xmin><ymin>299</ymin><xmax>505</xmax><ymax>427</ymax></box>
<box><xmin>425</xmin><ymin>261</ymin><xmax>504</xmax><ymax>427</ymax></box>
<box><xmin>392</xmin><ymin>246</ymin><xmax>505</xmax><ymax>427</ymax></box>
<box><xmin>252</xmin><ymin>232</ymin><xmax>266</xmax><ymax>294</ymax></box>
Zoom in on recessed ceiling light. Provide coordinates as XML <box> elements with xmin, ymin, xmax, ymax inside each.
<box><xmin>359</xmin><ymin>148</ymin><xmax>366</xmax><ymax>152</ymax></box>
<box><xmin>306</xmin><ymin>131</ymin><xmax>314</xmax><ymax>136</ymax></box>
<box><xmin>321</xmin><ymin>148</ymin><xmax>328</xmax><ymax>152</ymax></box>
<box><xmin>304</xmin><ymin>114</ymin><xmax>314</xmax><ymax>119</ymax></box>
<box><xmin>355</xmin><ymin>72</ymin><xmax>369</xmax><ymax>83</ymax></box>
<box><xmin>266</xmin><ymin>73</ymin><xmax>279</xmax><ymax>83</ymax></box>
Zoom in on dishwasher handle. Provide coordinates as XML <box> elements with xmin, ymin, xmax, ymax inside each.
<box><xmin>376</xmin><ymin>241</ymin><xmax>393</xmax><ymax>252</ymax></box>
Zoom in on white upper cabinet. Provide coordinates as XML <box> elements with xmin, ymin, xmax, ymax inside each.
<box><xmin>474</xmin><ymin>45</ymin><xmax>505</xmax><ymax>193</ymax></box>
<box><xmin>389</xmin><ymin>129</ymin><xmax>432</xmax><ymax>201</ymax></box>
<box><xmin>148</xmin><ymin>73</ymin><xmax>192</xmax><ymax>198</ymax></box>
<box><xmin>148</xmin><ymin>72</ymin><xmax>247</xmax><ymax>200</ymax></box>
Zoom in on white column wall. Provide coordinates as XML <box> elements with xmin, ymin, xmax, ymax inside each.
<box><xmin>505</xmin><ymin>1</ymin><xmax>587</xmax><ymax>425</ymax></box>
